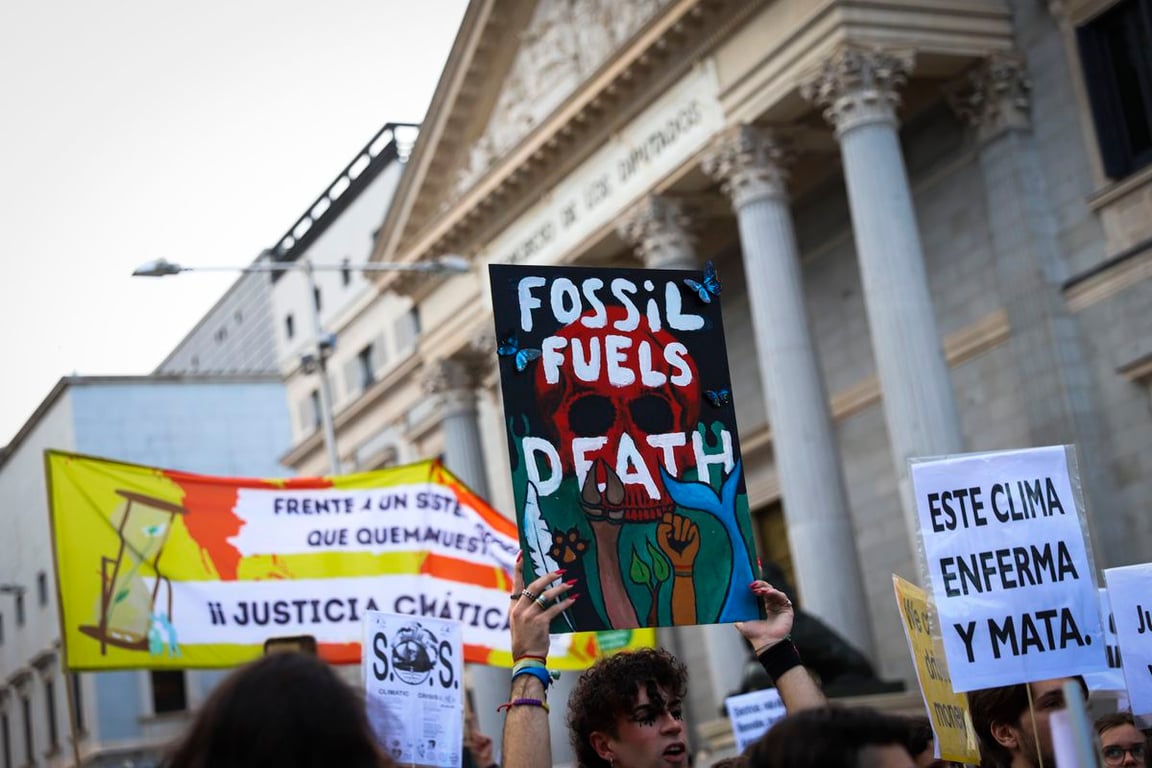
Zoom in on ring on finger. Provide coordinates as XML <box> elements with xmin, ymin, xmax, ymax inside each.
<box><xmin>533</xmin><ymin>595</ymin><xmax>549</xmax><ymax>609</ymax></box>
<box><xmin>521</xmin><ymin>589</ymin><xmax>539</xmax><ymax>601</ymax></box>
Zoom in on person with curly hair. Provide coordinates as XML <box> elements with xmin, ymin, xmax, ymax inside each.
<box><xmin>500</xmin><ymin>554</ymin><xmax>824</xmax><ymax>768</ymax></box>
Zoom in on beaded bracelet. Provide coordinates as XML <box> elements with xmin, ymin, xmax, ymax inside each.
<box><xmin>497</xmin><ymin>697</ymin><xmax>550</xmax><ymax>714</ymax></box>
<box><xmin>755</xmin><ymin>636</ymin><xmax>802</xmax><ymax>683</ymax></box>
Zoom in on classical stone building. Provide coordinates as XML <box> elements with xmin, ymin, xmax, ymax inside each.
<box><xmin>278</xmin><ymin>0</ymin><xmax>1152</xmax><ymax>761</ymax></box>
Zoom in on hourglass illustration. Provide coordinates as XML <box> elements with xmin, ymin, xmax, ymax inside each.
<box><xmin>79</xmin><ymin>490</ymin><xmax>187</xmax><ymax>654</ymax></box>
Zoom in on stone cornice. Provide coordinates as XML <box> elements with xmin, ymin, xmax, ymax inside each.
<box><xmin>371</xmin><ymin>0</ymin><xmax>755</xmax><ymax>286</ymax></box>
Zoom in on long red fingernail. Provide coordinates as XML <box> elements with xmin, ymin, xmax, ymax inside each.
<box><xmin>569</xmin><ymin>593</ymin><xmax>580</xmax><ymax>602</ymax></box>
<box><xmin>516</xmin><ymin>551</ymin><xmax>523</xmax><ymax>562</ymax></box>
<box><xmin>555</xmin><ymin>568</ymin><xmax>566</xmax><ymax>575</ymax></box>
<box><xmin>564</xmin><ymin>579</ymin><xmax>578</xmax><ymax>587</ymax></box>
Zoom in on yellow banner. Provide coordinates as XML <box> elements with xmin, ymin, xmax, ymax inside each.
<box><xmin>893</xmin><ymin>575</ymin><xmax>981</xmax><ymax>764</ymax></box>
<box><xmin>46</xmin><ymin>451</ymin><xmax>604</xmax><ymax>671</ymax></box>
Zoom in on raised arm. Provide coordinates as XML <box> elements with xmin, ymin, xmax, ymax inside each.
<box><xmin>501</xmin><ymin>553</ymin><xmax>576</xmax><ymax>768</ymax></box>
<box><xmin>735</xmin><ymin>581</ymin><xmax>827</xmax><ymax>713</ymax></box>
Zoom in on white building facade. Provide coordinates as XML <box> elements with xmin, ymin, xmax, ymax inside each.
<box><xmin>276</xmin><ymin>0</ymin><xmax>1152</xmax><ymax>762</ymax></box>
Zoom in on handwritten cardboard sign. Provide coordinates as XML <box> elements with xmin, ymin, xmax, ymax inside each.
<box><xmin>911</xmin><ymin>445</ymin><xmax>1105</xmax><ymax>691</ymax></box>
<box><xmin>488</xmin><ymin>263</ymin><xmax>760</xmax><ymax>632</ymax></box>
<box><xmin>893</xmin><ymin>575</ymin><xmax>981</xmax><ymax>763</ymax></box>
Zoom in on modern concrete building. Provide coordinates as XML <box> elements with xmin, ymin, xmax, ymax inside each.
<box><xmin>0</xmin><ymin>376</ymin><xmax>291</xmax><ymax>768</ymax></box>
<box><xmin>273</xmin><ymin>0</ymin><xmax>1152</xmax><ymax>762</ymax></box>
<box><xmin>154</xmin><ymin>267</ymin><xmax>279</xmax><ymax>376</ymax></box>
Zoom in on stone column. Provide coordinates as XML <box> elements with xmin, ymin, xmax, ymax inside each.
<box><xmin>423</xmin><ymin>357</ymin><xmax>490</xmax><ymax>496</ymax></box>
<box><xmin>702</xmin><ymin>125</ymin><xmax>873</xmax><ymax>654</ymax></box>
<box><xmin>802</xmin><ymin>47</ymin><xmax>965</xmax><ymax>537</ymax></box>
<box><xmin>421</xmin><ymin>356</ymin><xmax>513</xmax><ymax>756</ymax></box>
<box><xmin>948</xmin><ymin>54</ymin><xmax>1122</xmax><ymax>564</ymax></box>
<box><xmin>616</xmin><ymin>194</ymin><xmax>699</xmax><ymax>269</ymax></box>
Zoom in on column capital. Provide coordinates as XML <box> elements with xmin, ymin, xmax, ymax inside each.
<box><xmin>701</xmin><ymin>124</ymin><xmax>794</xmax><ymax>208</ymax></box>
<box><xmin>420</xmin><ymin>356</ymin><xmax>484</xmax><ymax>395</ymax></box>
<box><xmin>946</xmin><ymin>53</ymin><xmax>1031</xmax><ymax>139</ymax></box>
<box><xmin>615</xmin><ymin>194</ymin><xmax>699</xmax><ymax>269</ymax></box>
<box><xmin>800</xmin><ymin>47</ymin><xmax>915</xmax><ymax>136</ymax></box>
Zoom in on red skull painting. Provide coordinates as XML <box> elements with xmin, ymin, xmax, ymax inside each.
<box><xmin>535</xmin><ymin>306</ymin><xmax>700</xmax><ymax>523</ymax></box>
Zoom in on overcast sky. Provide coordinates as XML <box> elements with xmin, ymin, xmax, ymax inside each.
<box><xmin>0</xmin><ymin>1</ymin><xmax>468</xmax><ymax>446</ymax></box>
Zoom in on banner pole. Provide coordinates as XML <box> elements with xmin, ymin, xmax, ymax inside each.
<box><xmin>45</xmin><ymin>451</ymin><xmax>86</xmax><ymax>767</ymax></box>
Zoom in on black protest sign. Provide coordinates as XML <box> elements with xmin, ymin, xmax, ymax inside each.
<box><xmin>488</xmin><ymin>262</ymin><xmax>761</xmax><ymax>632</ymax></box>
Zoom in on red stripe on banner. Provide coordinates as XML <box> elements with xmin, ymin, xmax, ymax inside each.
<box><xmin>430</xmin><ymin>461</ymin><xmax>516</xmax><ymax>537</ymax></box>
<box><xmin>422</xmin><ymin>553</ymin><xmax>513</xmax><ymax>591</ymax></box>
<box><xmin>318</xmin><ymin>642</ymin><xmax>361</xmax><ymax>665</ymax></box>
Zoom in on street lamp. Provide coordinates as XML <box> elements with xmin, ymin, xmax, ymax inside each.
<box><xmin>133</xmin><ymin>253</ymin><xmax>471</xmax><ymax>475</ymax></box>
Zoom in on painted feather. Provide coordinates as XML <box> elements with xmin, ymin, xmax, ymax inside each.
<box><xmin>522</xmin><ymin>482</ymin><xmax>575</xmax><ymax>631</ymax></box>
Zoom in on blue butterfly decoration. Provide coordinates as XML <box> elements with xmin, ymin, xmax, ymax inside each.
<box><xmin>683</xmin><ymin>261</ymin><xmax>722</xmax><ymax>304</ymax></box>
<box><xmin>498</xmin><ymin>333</ymin><xmax>542</xmax><ymax>372</ymax></box>
<box><xmin>704</xmin><ymin>388</ymin><xmax>731</xmax><ymax>408</ymax></box>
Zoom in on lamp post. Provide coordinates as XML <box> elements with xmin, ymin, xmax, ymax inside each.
<box><xmin>134</xmin><ymin>253</ymin><xmax>471</xmax><ymax>475</ymax></box>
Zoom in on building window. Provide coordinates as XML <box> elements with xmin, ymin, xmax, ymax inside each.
<box><xmin>1078</xmin><ymin>0</ymin><xmax>1152</xmax><ymax>179</ymax></box>
<box><xmin>341</xmin><ymin>258</ymin><xmax>352</xmax><ymax>286</ymax></box>
<box><xmin>285</xmin><ymin>314</ymin><xmax>295</xmax><ymax>340</ymax></box>
<box><xmin>150</xmin><ymin>670</ymin><xmax>187</xmax><ymax>714</ymax></box>
<box><xmin>72</xmin><ymin>674</ymin><xmax>84</xmax><ymax>734</ymax></box>
<box><xmin>234</xmin><ymin>309</ymin><xmax>244</xmax><ymax>324</ymax></box>
<box><xmin>313</xmin><ymin>287</ymin><xmax>323</xmax><ymax>312</ymax></box>
<box><xmin>14</xmin><ymin>594</ymin><xmax>23</xmax><ymax>627</ymax></box>
<box><xmin>214</xmin><ymin>327</ymin><xmax>228</xmax><ymax>343</ymax></box>
<box><xmin>2</xmin><ymin>710</ymin><xmax>11</xmax><ymax>768</ymax></box>
<box><xmin>44</xmin><ymin>678</ymin><xmax>58</xmax><ymax>751</ymax></box>
<box><xmin>36</xmin><ymin>572</ymin><xmax>47</xmax><ymax>607</ymax></box>
<box><xmin>20</xmin><ymin>696</ymin><xmax>31</xmax><ymax>766</ymax></box>
<box><xmin>310</xmin><ymin>390</ymin><xmax>322</xmax><ymax>429</ymax></box>
<box><xmin>357</xmin><ymin>344</ymin><xmax>376</xmax><ymax>390</ymax></box>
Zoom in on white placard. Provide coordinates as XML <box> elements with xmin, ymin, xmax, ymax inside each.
<box><xmin>723</xmin><ymin>688</ymin><xmax>785</xmax><ymax>754</ymax></box>
<box><xmin>1084</xmin><ymin>588</ymin><xmax>1127</xmax><ymax>692</ymax></box>
<box><xmin>1104</xmin><ymin>563</ymin><xmax>1152</xmax><ymax>717</ymax></box>
<box><xmin>363</xmin><ymin>611</ymin><xmax>464</xmax><ymax>768</ymax></box>
<box><xmin>912</xmin><ymin>445</ymin><xmax>1105</xmax><ymax>691</ymax></box>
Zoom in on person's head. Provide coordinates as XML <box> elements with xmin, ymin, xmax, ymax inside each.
<box><xmin>967</xmin><ymin>677</ymin><xmax>1086</xmax><ymax>768</ymax></box>
<box><xmin>745</xmin><ymin>706</ymin><xmax>915</xmax><ymax>768</ymax></box>
<box><xmin>567</xmin><ymin>647</ymin><xmax>689</xmax><ymax>768</ymax></box>
<box><xmin>163</xmin><ymin>652</ymin><xmax>391</xmax><ymax>768</ymax></box>
<box><xmin>1095</xmin><ymin>712</ymin><xmax>1148</xmax><ymax>767</ymax></box>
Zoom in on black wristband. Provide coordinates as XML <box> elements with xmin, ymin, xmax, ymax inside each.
<box><xmin>756</xmin><ymin>638</ymin><xmax>802</xmax><ymax>683</ymax></box>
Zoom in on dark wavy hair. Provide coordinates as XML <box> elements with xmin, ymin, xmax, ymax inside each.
<box><xmin>745</xmin><ymin>706</ymin><xmax>912</xmax><ymax>768</ymax></box>
<box><xmin>162</xmin><ymin>652</ymin><xmax>392</xmax><ymax>768</ymax></box>
<box><xmin>967</xmin><ymin>678</ymin><xmax>1087</xmax><ymax>768</ymax></box>
<box><xmin>567</xmin><ymin>647</ymin><xmax>688</xmax><ymax>768</ymax></box>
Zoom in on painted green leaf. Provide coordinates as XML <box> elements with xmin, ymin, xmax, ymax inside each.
<box><xmin>629</xmin><ymin>548</ymin><xmax>650</xmax><ymax>585</ymax></box>
<box><xmin>647</xmin><ymin>540</ymin><xmax>671</xmax><ymax>582</ymax></box>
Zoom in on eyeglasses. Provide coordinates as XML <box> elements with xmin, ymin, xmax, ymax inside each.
<box><xmin>1102</xmin><ymin>744</ymin><xmax>1146</xmax><ymax>764</ymax></box>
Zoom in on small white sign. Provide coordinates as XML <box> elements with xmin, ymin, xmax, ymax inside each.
<box><xmin>723</xmin><ymin>688</ymin><xmax>785</xmax><ymax>754</ymax></box>
<box><xmin>912</xmin><ymin>445</ymin><xmax>1105</xmax><ymax>692</ymax></box>
<box><xmin>1104</xmin><ymin>563</ymin><xmax>1152</xmax><ymax>717</ymax></box>
<box><xmin>363</xmin><ymin>611</ymin><xmax>464</xmax><ymax>768</ymax></box>
<box><xmin>1084</xmin><ymin>588</ymin><xmax>1127</xmax><ymax>692</ymax></box>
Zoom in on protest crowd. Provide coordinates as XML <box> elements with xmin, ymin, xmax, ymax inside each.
<box><xmin>149</xmin><ymin>548</ymin><xmax>1150</xmax><ymax>768</ymax></box>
